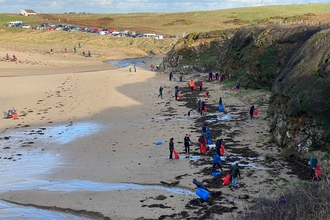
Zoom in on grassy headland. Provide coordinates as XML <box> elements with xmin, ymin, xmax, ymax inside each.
<box><xmin>1</xmin><ymin>3</ymin><xmax>330</xmax><ymax>55</ymax></box>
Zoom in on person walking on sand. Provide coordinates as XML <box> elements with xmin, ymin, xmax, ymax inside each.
<box><xmin>174</xmin><ymin>85</ymin><xmax>179</xmax><ymax>100</ymax></box>
<box><xmin>212</xmin><ymin>153</ymin><xmax>224</xmax><ymax>173</ymax></box>
<box><xmin>184</xmin><ymin>134</ymin><xmax>192</xmax><ymax>153</ymax></box>
<box><xmin>169</xmin><ymin>72</ymin><xmax>173</xmax><ymax>81</ymax></box>
<box><xmin>189</xmin><ymin>80</ymin><xmax>195</xmax><ymax>91</ymax></box>
<box><xmin>169</xmin><ymin>138</ymin><xmax>174</xmax><ymax>159</ymax></box>
<box><xmin>134</xmin><ymin>64</ymin><xmax>136</xmax><ymax>72</ymax></box>
<box><xmin>199</xmin><ymin>81</ymin><xmax>203</xmax><ymax>91</ymax></box>
<box><xmin>158</xmin><ymin>86</ymin><xmax>163</xmax><ymax>98</ymax></box>
<box><xmin>128</xmin><ymin>65</ymin><xmax>132</xmax><ymax>72</ymax></box>
<box><xmin>215</xmin><ymin>139</ymin><xmax>222</xmax><ymax>156</ymax></box>
<box><xmin>208</xmin><ymin>72</ymin><xmax>213</xmax><ymax>81</ymax></box>
<box><xmin>229</xmin><ymin>163</ymin><xmax>241</xmax><ymax>188</ymax></box>
<box><xmin>249</xmin><ymin>105</ymin><xmax>255</xmax><ymax>119</ymax></box>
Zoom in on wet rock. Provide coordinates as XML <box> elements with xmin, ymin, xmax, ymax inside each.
<box><xmin>160</xmin><ymin>179</ymin><xmax>179</xmax><ymax>186</ymax></box>
<box><xmin>148</xmin><ymin>204</ymin><xmax>171</xmax><ymax>209</ymax></box>
<box><xmin>238</xmin><ymin>194</ymin><xmax>250</xmax><ymax>200</ymax></box>
<box><xmin>155</xmin><ymin>195</ymin><xmax>167</xmax><ymax>200</ymax></box>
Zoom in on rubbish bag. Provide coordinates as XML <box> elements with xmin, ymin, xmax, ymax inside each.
<box><xmin>254</xmin><ymin>109</ymin><xmax>259</xmax><ymax>115</ymax></box>
<box><xmin>218</xmin><ymin>104</ymin><xmax>224</xmax><ymax>111</ymax></box>
<box><xmin>173</xmin><ymin>149</ymin><xmax>180</xmax><ymax>159</ymax></box>
<box><xmin>200</xmin><ymin>144</ymin><xmax>206</xmax><ymax>154</ymax></box>
<box><xmin>222</xmin><ymin>173</ymin><xmax>231</xmax><ymax>186</ymax></box>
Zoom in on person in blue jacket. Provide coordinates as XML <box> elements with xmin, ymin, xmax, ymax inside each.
<box><xmin>309</xmin><ymin>156</ymin><xmax>318</xmax><ymax>169</ymax></box>
<box><xmin>212</xmin><ymin>153</ymin><xmax>224</xmax><ymax>173</ymax></box>
<box><xmin>206</xmin><ymin>127</ymin><xmax>211</xmax><ymax>140</ymax></box>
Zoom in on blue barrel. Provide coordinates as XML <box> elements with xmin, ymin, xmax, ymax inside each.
<box><xmin>219</xmin><ymin>104</ymin><xmax>224</xmax><ymax>111</ymax></box>
<box><xmin>196</xmin><ymin>188</ymin><xmax>210</xmax><ymax>200</ymax></box>
<box><xmin>156</xmin><ymin>141</ymin><xmax>162</xmax><ymax>145</ymax></box>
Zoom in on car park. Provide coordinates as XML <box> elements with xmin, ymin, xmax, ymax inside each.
<box><xmin>6</xmin><ymin>21</ymin><xmax>174</xmax><ymax>39</ymax></box>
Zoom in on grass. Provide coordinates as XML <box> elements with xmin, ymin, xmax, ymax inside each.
<box><xmin>2</xmin><ymin>4</ymin><xmax>330</xmax><ymax>35</ymax></box>
<box><xmin>1</xmin><ymin>4</ymin><xmax>330</xmax><ymax>54</ymax></box>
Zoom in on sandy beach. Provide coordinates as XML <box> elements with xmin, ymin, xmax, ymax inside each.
<box><xmin>0</xmin><ymin>46</ymin><xmax>304</xmax><ymax>219</ymax></box>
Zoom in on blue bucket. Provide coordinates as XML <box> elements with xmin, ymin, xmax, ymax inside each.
<box><xmin>207</xmin><ymin>139</ymin><xmax>212</xmax><ymax>145</ymax></box>
<box><xmin>196</xmin><ymin>188</ymin><xmax>210</xmax><ymax>200</ymax></box>
<box><xmin>156</xmin><ymin>141</ymin><xmax>162</xmax><ymax>145</ymax></box>
<box><xmin>219</xmin><ymin>104</ymin><xmax>224</xmax><ymax>111</ymax></box>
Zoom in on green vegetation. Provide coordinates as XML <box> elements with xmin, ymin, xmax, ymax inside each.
<box><xmin>311</xmin><ymin>67</ymin><xmax>320</xmax><ymax>77</ymax></box>
<box><xmin>163</xmin><ymin>19</ymin><xmax>192</xmax><ymax>26</ymax></box>
<box><xmin>240</xmin><ymin>180</ymin><xmax>330</xmax><ymax>220</ymax></box>
<box><xmin>282</xmin><ymin>146</ymin><xmax>294</xmax><ymax>155</ymax></box>
<box><xmin>255</xmin><ymin>46</ymin><xmax>283</xmax><ymax>90</ymax></box>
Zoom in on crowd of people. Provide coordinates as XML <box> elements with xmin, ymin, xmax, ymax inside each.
<box><xmin>158</xmin><ymin>69</ymin><xmax>321</xmax><ymax>203</ymax></box>
<box><xmin>161</xmin><ymin>70</ymin><xmax>247</xmax><ymax>195</ymax></box>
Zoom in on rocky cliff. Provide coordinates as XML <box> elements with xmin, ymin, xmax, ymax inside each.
<box><xmin>162</xmin><ymin>23</ymin><xmax>330</xmax><ymax>151</ymax></box>
<box><xmin>270</xmin><ymin>28</ymin><xmax>330</xmax><ymax>152</ymax></box>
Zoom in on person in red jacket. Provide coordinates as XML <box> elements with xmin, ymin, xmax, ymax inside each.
<box><xmin>199</xmin><ymin>81</ymin><xmax>203</xmax><ymax>91</ymax></box>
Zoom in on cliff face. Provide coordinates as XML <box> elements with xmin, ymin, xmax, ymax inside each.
<box><xmin>269</xmin><ymin>29</ymin><xmax>330</xmax><ymax>152</ymax></box>
<box><xmin>163</xmin><ymin>23</ymin><xmax>330</xmax><ymax>152</ymax></box>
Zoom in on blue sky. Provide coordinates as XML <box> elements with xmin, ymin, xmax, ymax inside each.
<box><xmin>0</xmin><ymin>0</ymin><xmax>328</xmax><ymax>14</ymax></box>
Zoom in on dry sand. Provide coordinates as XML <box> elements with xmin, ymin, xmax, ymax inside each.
<box><xmin>0</xmin><ymin>46</ymin><xmax>301</xmax><ymax>219</ymax></box>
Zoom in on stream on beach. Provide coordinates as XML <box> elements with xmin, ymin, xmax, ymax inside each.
<box><xmin>105</xmin><ymin>56</ymin><xmax>151</xmax><ymax>68</ymax></box>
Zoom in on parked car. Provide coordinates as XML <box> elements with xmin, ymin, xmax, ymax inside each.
<box><xmin>21</xmin><ymin>24</ymin><xmax>31</xmax><ymax>29</ymax></box>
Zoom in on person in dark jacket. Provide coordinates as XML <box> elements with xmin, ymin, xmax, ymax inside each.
<box><xmin>174</xmin><ymin>86</ymin><xmax>179</xmax><ymax>100</ymax></box>
<box><xmin>212</xmin><ymin>153</ymin><xmax>224</xmax><ymax>173</ymax></box>
<box><xmin>169</xmin><ymin>138</ymin><xmax>174</xmax><ymax>159</ymax></box>
<box><xmin>208</xmin><ymin>72</ymin><xmax>213</xmax><ymax>81</ymax></box>
<box><xmin>184</xmin><ymin>134</ymin><xmax>192</xmax><ymax>153</ymax></box>
<box><xmin>202</xmin><ymin>124</ymin><xmax>207</xmax><ymax>135</ymax></box>
<box><xmin>158</xmin><ymin>86</ymin><xmax>163</xmax><ymax>98</ymax></box>
<box><xmin>229</xmin><ymin>163</ymin><xmax>241</xmax><ymax>188</ymax></box>
<box><xmin>193</xmin><ymin>178</ymin><xmax>208</xmax><ymax>203</ymax></box>
<box><xmin>197</xmin><ymin>100</ymin><xmax>201</xmax><ymax>112</ymax></box>
<box><xmin>249</xmin><ymin>105</ymin><xmax>255</xmax><ymax>119</ymax></box>
<box><xmin>219</xmin><ymin>97</ymin><xmax>223</xmax><ymax>106</ymax></box>
<box><xmin>215</xmin><ymin>72</ymin><xmax>219</xmax><ymax>80</ymax></box>
<box><xmin>193</xmin><ymin>178</ymin><xmax>207</xmax><ymax>190</ymax></box>
<box><xmin>215</xmin><ymin>139</ymin><xmax>222</xmax><ymax>155</ymax></box>
<box><xmin>169</xmin><ymin>72</ymin><xmax>173</xmax><ymax>81</ymax></box>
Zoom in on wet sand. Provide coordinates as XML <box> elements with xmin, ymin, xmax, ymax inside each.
<box><xmin>0</xmin><ymin>46</ymin><xmax>306</xmax><ymax>219</ymax></box>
